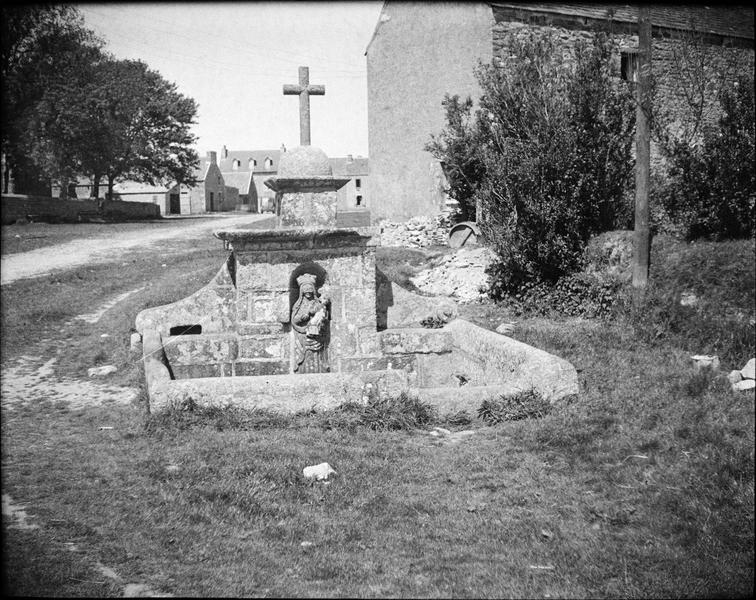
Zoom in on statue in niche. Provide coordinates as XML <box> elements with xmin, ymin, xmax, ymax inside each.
<box><xmin>291</xmin><ymin>273</ymin><xmax>331</xmax><ymax>373</ymax></box>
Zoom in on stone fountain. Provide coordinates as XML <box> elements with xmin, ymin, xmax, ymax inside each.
<box><xmin>134</xmin><ymin>67</ymin><xmax>578</xmax><ymax>415</ymax></box>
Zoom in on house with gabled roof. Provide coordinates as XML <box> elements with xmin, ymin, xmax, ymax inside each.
<box><xmin>365</xmin><ymin>2</ymin><xmax>755</xmax><ymax>222</ymax></box>
<box><xmin>330</xmin><ymin>154</ymin><xmax>369</xmax><ymax>210</ymax></box>
<box><xmin>49</xmin><ymin>150</ymin><xmax>239</xmax><ymax>216</ymax></box>
<box><xmin>218</xmin><ymin>145</ymin><xmax>369</xmax><ymax>213</ymax></box>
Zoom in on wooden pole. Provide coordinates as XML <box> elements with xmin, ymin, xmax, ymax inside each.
<box><xmin>632</xmin><ymin>6</ymin><xmax>652</xmax><ymax>310</ymax></box>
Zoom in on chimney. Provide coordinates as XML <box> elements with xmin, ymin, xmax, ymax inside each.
<box><xmin>280</xmin><ymin>143</ymin><xmax>287</xmax><ymax>153</ymax></box>
<box><xmin>207</xmin><ymin>151</ymin><xmax>217</xmax><ymax>164</ymax></box>
<box><xmin>221</xmin><ymin>145</ymin><xmax>228</xmax><ymax>159</ymax></box>
<box><xmin>347</xmin><ymin>154</ymin><xmax>353</xmax><ymax>163</ymax></box>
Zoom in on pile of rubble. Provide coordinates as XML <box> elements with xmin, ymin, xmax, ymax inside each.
<box><xmin>379</xmin><ymin>213</ymin><xmax>454</xmax><ymax>248</ymax></box>
<box><xmin>410</xmin><ymin>246</ymin><xmax>494</xmax><ymax>303</ymax></box>
<box><xmin>728</xmin><ymin>358</ymin><xmax>755</xmax><ymax>392</ymax></box>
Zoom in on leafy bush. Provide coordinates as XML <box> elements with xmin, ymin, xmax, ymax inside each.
<box><xmin>490</xmin><ymin>269</ymin><xmax>627</xmax><ymax>319</ymax></box>
<box><xmin>655</xmin><ymin>74</ymin><xmax>755</xmax><ymax>240</ymax></box>
<box><xmin>478</xmin><ymin>389</ymin><xmax>551</xmax><ymax>424</ymax></box>
<box><xmin>429</xmin><ymin>30</ymin><xmax>634</xmax><ymax>300</ymax></box>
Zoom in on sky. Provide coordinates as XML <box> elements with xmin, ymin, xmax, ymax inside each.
<box><xmin>77</xmin><ymin>2</ymin><xmax>384</xmax><ymax>159</ymax></box>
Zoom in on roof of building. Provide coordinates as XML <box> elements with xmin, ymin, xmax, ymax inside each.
<box><xmin>219</xmin><ymin>149</ymin><xmax>369</xmax><ymax>177</ymax></box>
<box><xmin>330</xmin><ymin>156</ymin><xmax>369</xmax><ymax>176</ymax></box>
<box><xmin>190</xmin><ymin>158</ymin><xmax>212</xmax><ymax>182</ymax></box>
<box><xmin>112</xmin><ymin>181</ymin><xmax>172</xmax><ymax>195</ymax></box>
<box><xmin>491</xmin><ymin>3</ymin><xmax>754</xmax><ymax>41</ymax></box>
<box><xmin>220</xmin><ymin>171</ymin><xmax>254</xmax><ymax>194</ymax></box>
<box><xmin>219</xmin><ymin>150</ymin><xmax>281</xmax><ymax>174</ymax></box>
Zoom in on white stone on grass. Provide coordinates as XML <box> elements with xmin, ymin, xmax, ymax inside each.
<box><xmin>88</xmin><ymin>365</ymin><xmax>117</xmax><ymax>377</ymax></box>
<box><xmin>303</xmin><ymin>462</ymin><xmax>337</xmax><ymax>481</ymax></box>
<box><xmin>732</xmin><ymin>379</ymin><xmax>755</xmax><ymax>392</ymax></box>
<box><xmin>130</xmin><ymin>332</ymin><xmax>142</xmax><ymax>352</ymax></box>
<box><xmin>740</xmin><ymin>358</ymin><xmax>755</xmax><ymax>380</ymax></box>
<box><xmin>691</xmin><ymin>355</ymin><xmax>719</xmax><ymax>372</ymax></box>
<box><xmin>728</xmin><ymin>370</ymin><xmax>743</xmax><ymax>384</ymax></box>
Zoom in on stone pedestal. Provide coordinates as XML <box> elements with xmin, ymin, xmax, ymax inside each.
<box><xmin>213</xmin><ymin>228</ymin><xmax>381</xmax><ymax>374</ymax></box>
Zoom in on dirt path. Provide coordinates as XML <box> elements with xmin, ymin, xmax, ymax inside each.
<box><xmin>1</xmin><ymin>213</ymin><xmax>273</xmax><ymax>286</ymax></box>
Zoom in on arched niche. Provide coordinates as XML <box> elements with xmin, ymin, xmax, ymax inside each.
<box><xmin>288</xmin><ymin>261</ymin><xmax>327</xmax><ymax>313</ymax></box>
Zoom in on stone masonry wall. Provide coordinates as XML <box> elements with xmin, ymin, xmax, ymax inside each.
<box><xmin>232</xmin><ymin>243</ymin><xmax>382</xmax><ymax>375</ymax></box>
<box><xmin>492</xmin><ymin>19</ymin><xmax>754</xmax><ymax>169</ymax></box>
<box><xmin>1</xmin><ymin>194</ymin><xmax>160</xmax><ymax>225</ymax></box>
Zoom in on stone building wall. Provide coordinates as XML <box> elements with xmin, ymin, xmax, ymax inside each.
<box><xmin>491</xmin><ymin>17</ymin><xmax>755</xmax><ymax>168</ymax></box>
<box><xmin>366</xmin><ymin>1</ymin><xmax>493</xmax><ymax>223</ymax></box>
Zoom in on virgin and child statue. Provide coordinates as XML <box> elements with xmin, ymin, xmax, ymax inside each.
<box><xmin>291</xmin><ymin>273</ymin><xmax>331</xmax><ymax>373</ymax></box>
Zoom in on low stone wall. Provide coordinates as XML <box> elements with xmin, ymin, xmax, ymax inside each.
<box><xmin>1</xmin><ymin>194</ymin><xmax>160</xmax><ymax>225</ymax></box>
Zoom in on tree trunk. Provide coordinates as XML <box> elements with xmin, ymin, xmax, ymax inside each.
<box><xmin>106</xmin><ymin>176</ymin><xmax>115</xmax><ymax>201</ymax></box>
<box><xmin>91</xmin><ymin>174</ymin><xmax>101</xmax><ymax>199</ymax></box>
<box><xmin>59</xmin><ymin>178</ymin><xmax>68</xmax><ymax>200</ymax></box>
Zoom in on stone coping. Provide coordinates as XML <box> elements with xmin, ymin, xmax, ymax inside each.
<box><xmin>213</xmin><ymin>227</ymin><xmax>380</xmax><ymax>250</ymax></box>
<box><xmin>263</xmin><ymin>177</ymin><xmax>350</xmax><ymax>193</ymax></box>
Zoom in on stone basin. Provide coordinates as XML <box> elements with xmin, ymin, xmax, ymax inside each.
<box><xmin>135</xmin><ymin>225</ymin><xmax>579</xmax><ymax>417</ymax></box>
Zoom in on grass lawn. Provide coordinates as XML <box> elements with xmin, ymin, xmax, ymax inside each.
<box><xmin>1</xmin><ymin>225</ymin><xmax>753</xmax><ymax>597</ymax></box>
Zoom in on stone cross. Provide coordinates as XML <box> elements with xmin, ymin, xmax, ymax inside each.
<box><xmin>283</xmin><ymin>66</ymin><xmax>325</xmax><ymax>146</ymax></box>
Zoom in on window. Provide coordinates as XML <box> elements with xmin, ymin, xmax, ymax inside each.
<box><xmin>355</xmin><ymin>178</ymin><xmax>361</xmax><ymax>189</ymax></box>
<box><xmin>264</xmin><ymin>157</ymin><xmax>273</xmax><ymax>170</ymax></box>
<box><xmin>620</xmin><ymin>50</ymin><xmax>638</xmax><ymax>82</ymax></box>
<box><xmin>356</xmin><ymin>195</ymin><xmax>363</xmax><ymax>206</ymax></box>
<box><xmin>249</xmin><ymin>158</ymin><xmax>257</xmax><ymax>169</ymax></box>
<box><xmin>232</xmin><ymin>159</ymin><xmax>240</xmax><ymax>170</ymax></box>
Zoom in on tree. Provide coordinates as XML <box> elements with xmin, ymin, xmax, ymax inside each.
<box><xmin>1</xmin><ymin>4</ymin><xmax>103</xmax><ymax>194</ymax></box>
<box><xmin>425</xmin><ymin>95</ymin><xmax>484</xmax><ymax>223</ymax></box>
<box><xmin>76</xmin><ymin>59</ymin><xmax>199</xmax><ymax>200</ymax></box>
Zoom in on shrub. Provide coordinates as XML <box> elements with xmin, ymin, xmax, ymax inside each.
<box><xmin>478</xmin><ymin>389</ymin><xmax>551</xmax><ymax>424</ymax></box>
<box><xmin>655</xmin><ymin>74</ymin><xmax>755</xmax><ymax>240</ymax></box>
<box><xmin>465</xmin><ymin>30</ymin><xmax>633</xmax><ymax>297</ymax></box>
<box><xmin>493</xmin><ymin>269</ymin><xmax>627</xmax><ymax>319</ymax></box>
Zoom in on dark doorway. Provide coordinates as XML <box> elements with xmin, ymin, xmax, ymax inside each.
<box><xmin>169</xmin><ymin>193</ymin><xmax>180</xmax><ymax>214</ymax></box>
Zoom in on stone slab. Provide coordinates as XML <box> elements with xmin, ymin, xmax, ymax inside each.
<box><xmin>148</xmin><ymin>369</ymin><xmax>410</xmax><ymax>414</ymax></box>
<box><xmin>441</xmin><ymin>319</ymin><xmax>579</xmax><ymax>404</ymax></box>
<box><xmin>379</xmin><ymin>328</ymin><xmax>454</xmax><ymax>355</ymax></box>
<box><xmin>163</xmin><ymin>333</ymin><xmax>238</xmax><ymax>365</ymax></box>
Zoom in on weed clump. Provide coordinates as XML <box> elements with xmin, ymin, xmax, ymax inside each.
<box><xmin>320</xmin><ymin>392</ymin><xmax>436</xmax><ymax>432</ymax></box>
<box><xmin>478</xmin><ymin>389</ymin><xmax>551</xmax><ymax>424</ymax></box>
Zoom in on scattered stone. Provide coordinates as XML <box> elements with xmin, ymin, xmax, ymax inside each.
<box><xmin>728</xmin><ymin>370</ymin><xmax>743</xmax><ymax>384</ymax></box>
<box><xmin>411</xmin><ymin>246</ymin><xmax>493</xmax><ymax>302</ymax></box>
<box><xmin>540</xmin><ymin>528</ymin><xmax>554</xmax><ymax>539</ymax></box>
<box><xmin>300</xmin><ymin>541</ymin><xmax>314</xmax><ymax>548</ymax></box>
<box><xmin>303</xmin><ymin>462</ymin><xmax>337</xmax><ymax>481</ymax></box>
<box><xmin>123</xmin><ymin>583</ymin><xmax>173</xmax><ymax>598</ymax></box>
<box><xmin>679</xmin><ymin>292</ymin><xmax>698</xmax><ymax>307</ymax></box>
<box><xmin>691</xmin><ymin>355</ymin><xmax>719</xmax><ymax>372</ymax></box>
<box><xmin>88</xmin><ymin>365</ymin><xmax>117</xmax><ymax>377</ymax></box>
<box><xmin>740</xmin><ymin>358</ymin><xmax>755</xmax><ymax>380</ymax></box>
<box><xmin>130</xmin><ymin>332</ymin><xmax>142</xmax><ymax>352</ymax></box>
<box><xmin>165</xmin><ymin>464</ymin><xmax>180</xmax><ymax>473</ymax></box>
<box><xmin>732</xmin><ymin>379</ymin><xmax>755</xmax><ymax>392</ymax></box>
<box><xmin>427</xmin><ymin>427</ymin><xmax>476</xmax><ymax>444</ymax></box>
<box><xmin>100</xmin><ymin>333</ymin><xmax>110</xmax><ymax>338</ymax></box>
<box><xmin>496</xmin><ymin>322</ymin><xmax>516</xmax><ymax>335</ymax></box>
